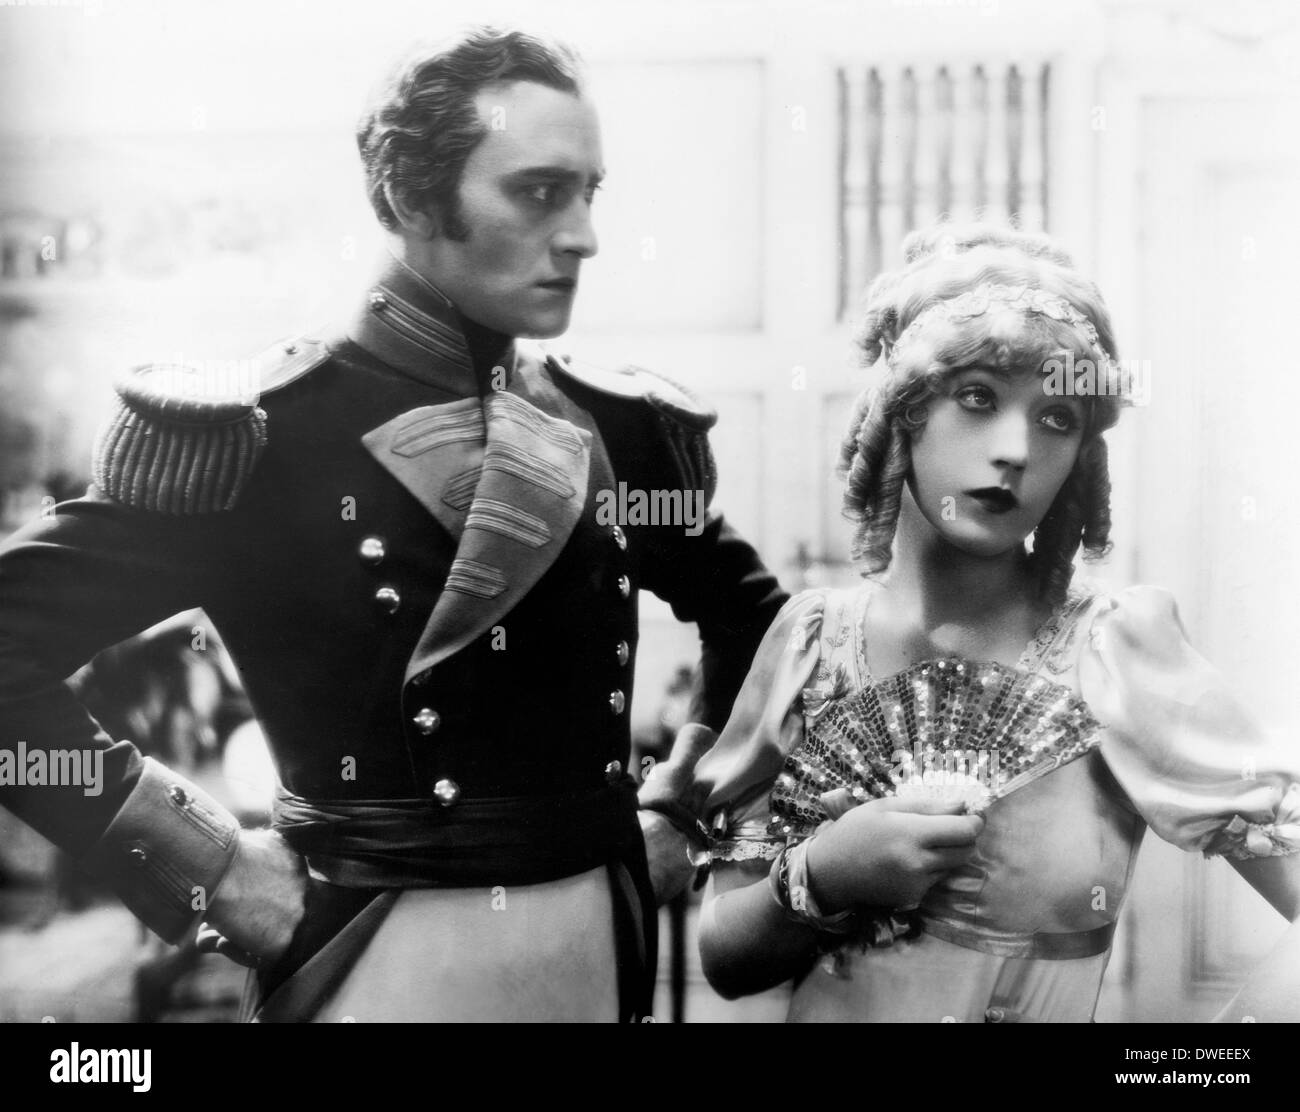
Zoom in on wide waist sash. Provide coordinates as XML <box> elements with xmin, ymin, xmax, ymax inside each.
<box><xmin>273</xmin><ymin>778</ymin><xmax>643</xmax><ymax>889</ymax></box>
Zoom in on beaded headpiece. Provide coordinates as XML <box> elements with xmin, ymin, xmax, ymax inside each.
<box><xmin>886</xmin><ymin>282</ymin><xmax>1118</xmax><ymax>378</ymax></box>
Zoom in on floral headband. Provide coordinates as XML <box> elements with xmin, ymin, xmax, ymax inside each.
<box><xmin>885</xmin><ymin>282</ymin><xmax>1119</xmax><ymax>379</ymax></box>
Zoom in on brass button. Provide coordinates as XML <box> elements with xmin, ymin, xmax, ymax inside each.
<box><xmin>985</xmin><ymin>1007</ymin><xmax>1006</xmax><ymax>1023</ymax></box>
<box><xmin>615</xmin><ymin>640</ymin><xmax>630</xmax><ymax>667</ymax></box>
<box><xmin>284</xmin><ymin>342</ymin><xmax>298</xmax><ymax>355</ymax></box>
<box><xmin>369</xmin><ymin>290</ymin><xmax>388</xmax><ymax>311</ymax></box>
<box><xmin>374</xmin><ymin>586</ymin><xmax>401</xmax><ymax>614</ymax></box>
<box><xmin>616</xmin><ymin>574</ymin><xmax>631</xmax><ymax>599</ymax></box>
<box><xmin>604</xmin><ymin>760</ymin><xmax>622</xmax><ymax>784</ymax></box>
<box><xmin>611</xmin><ymin>525</ymin><xmax>627</xmax><ymax>551</ymax></box>
<box><xmin>167</xmin><ymin>785</ymin><xmax>189</xmax><ymax>807</ymax></box>
<box><xmin>433</xmin><ymin>778</ymin><xmax>460</xmax><ymax>807</ymax></box>
<box><xmin>609</xmin><ymin>689</ymin><xmax>626</xmax><ymax>715</ymax></box>
<box><xmin>412</xmin><ymin>708</ymin><xmax>441</xmax><ymax>735</ymax></box>
<box><xmin>359</xmin><ymin>536</ymin><xmax>386</xmax><ymax>565</ymax></box>
<box><xmin>128</xmin><ymin>847</ymin><xmax>149</xmax><ymax>867</ymax></box>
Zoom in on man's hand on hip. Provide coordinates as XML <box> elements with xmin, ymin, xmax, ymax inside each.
<box><xmin>200</xmin><ymin>829</ymin><xmax>306</xmax><ymax>967</ymax></box>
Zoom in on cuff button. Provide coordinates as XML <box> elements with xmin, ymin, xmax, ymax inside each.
<box><xmin>167</xmin><ymin>785</ymin><xmax>189</xmax><ymax>807</ymax></box>
<box><xmin>128</xmin><ymin>847</ymin><xmax>149</xmax><ymax>866</ymax></box>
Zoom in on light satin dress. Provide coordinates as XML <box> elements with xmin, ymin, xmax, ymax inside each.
<box><xmin>698</xmin><ymin>582</ymin><xmax>1300</xmax><ymax>1022</ymax></box>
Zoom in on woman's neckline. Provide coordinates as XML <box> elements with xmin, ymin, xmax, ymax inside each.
<box><xmin>853</xmin><ymin>579</ymin><xmax>1091</xmax><ymax>685</ymax></box>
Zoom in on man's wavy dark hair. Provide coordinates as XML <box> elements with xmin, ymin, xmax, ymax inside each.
<box><xmin>356</xmin><ymin>27</ymin><xmax>583</xmax><ymax>241</ymax></box>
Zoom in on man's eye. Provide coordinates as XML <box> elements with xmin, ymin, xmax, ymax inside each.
<box><xmin>523</xmin><ymin>184</ymin><xmax>562</xmax><ymax>206</ymax></box>
<box><xmin>955</xmin><ymin>385</ymin><xmax>995</xmax><ymax>410</ymax></box>
<box><xmin>584</xmin><ymin>183</ymin><xmax>603</xmax><ymax>205</ymax></box>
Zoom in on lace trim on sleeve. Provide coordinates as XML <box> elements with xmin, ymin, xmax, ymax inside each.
<box><xmin>710</xmin><ymin>839</ymin><xmax>783</xmax><ymax>863</ymax></box>
<box><xmin>1205</xmin><ymin>784</ymin><xmax>1300</xmax><ymax>860</ymax></box>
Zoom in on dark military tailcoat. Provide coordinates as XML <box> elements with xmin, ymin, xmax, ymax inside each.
<box><xmin>0</xmin><ymin>257</ymin><xmax>787</xmax><ymax>1016</ymax></box>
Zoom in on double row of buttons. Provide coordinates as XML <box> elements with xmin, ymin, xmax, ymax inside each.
<box><xmin>354</xmin><ymin>533</ymin><xmax>458</xmax><ymax>804</ymax></box>
<box><xmin>362</xmin><ymin>524</ymin><xmax>635</xmax><ymax>805</ymax></box>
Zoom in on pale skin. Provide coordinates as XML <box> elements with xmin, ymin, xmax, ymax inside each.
<box><xmin>700</xmin><ymin>360</ymin><xmax>1300</xmax><ymax>1018</ymax></box>
<box><xmin>385</xmin><ymin>80</ymin><xmax>603</xmax><ymax>340</ymax></box>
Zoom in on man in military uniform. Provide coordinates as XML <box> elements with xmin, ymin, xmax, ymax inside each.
<box><xmin>0</xmin><ymin>28</ymin><xmax>787</xmax><ymax>1021</ymax></box>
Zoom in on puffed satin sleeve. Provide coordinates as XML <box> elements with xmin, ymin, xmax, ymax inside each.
<box><xmin>1079</xmin><ymin>585</ymin><xmax>1300</xmax><ymax>860</ymax></box>
<box><xmin>692</xmin><ymin>589</ymin><xmax>828</xmax><ymax>862</ymax></box>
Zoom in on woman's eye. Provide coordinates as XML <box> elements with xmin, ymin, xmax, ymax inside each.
<box><xmin>955</xmin><ymin>385</ymin><xmax>995</xmax><ymax>410</ymax></box>
<box><xmin>1040</xmin><ymin>408</ymin><xmax>1079</xmax><ymax>433</ymax></box>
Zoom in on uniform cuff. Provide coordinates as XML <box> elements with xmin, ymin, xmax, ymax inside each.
<box><xmin>79</xmin><ymin>757</ymin><xmax>240</xmax><ymax>943</ymax></box>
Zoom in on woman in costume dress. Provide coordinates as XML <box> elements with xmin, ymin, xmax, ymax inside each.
<box><xmin>694</xmin><ymin>225</ymin><xmax>1300</xmax><ymax>1022</ymax></box>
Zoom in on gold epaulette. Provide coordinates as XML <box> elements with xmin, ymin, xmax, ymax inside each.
<box><xmin>92</xmin><ymin>336</ymin><xmax>330</xmax><ymax>514</ymax></box>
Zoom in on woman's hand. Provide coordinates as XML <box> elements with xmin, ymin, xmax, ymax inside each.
<box><xmin>804</xmin><ymin>796</ymin><xmax>984</xmax><ymax>914</ymax></box>
<box><xmin>700</xmin><ymin>796</ymin><xmax>984</xmax><ymax>999</ymax></box>
<box><xmin>200</xmin><ymin>829</ymin><xmax>307</xmax><ymax>967</ymax></box>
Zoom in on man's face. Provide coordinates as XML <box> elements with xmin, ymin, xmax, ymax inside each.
<box><xmin>418</xmin><ymin>80</ymin><xmax>603</xmax><ymax>338</ymax></box>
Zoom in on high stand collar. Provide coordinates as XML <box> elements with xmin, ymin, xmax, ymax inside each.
<box><xmin>346</xmin><ymin>253</ymin><xmax>516</xmax><ymax>398</ymax></box>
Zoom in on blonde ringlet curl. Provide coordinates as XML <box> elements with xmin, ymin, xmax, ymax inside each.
<box><xmin>838</xmin><ymin>223</ymin><xmax>1125</xmax><ymax>603</ymax></box>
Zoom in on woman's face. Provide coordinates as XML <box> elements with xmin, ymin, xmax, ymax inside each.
<box><xmin>907</xmin><ymin>363</ymin><xmax>1085</xmax><ymax>558</ymax></box>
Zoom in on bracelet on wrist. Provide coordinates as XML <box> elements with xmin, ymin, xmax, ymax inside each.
<box><xmin>768</xmin><ymin>838</ymin><xmax>859</xmax><ymax>936</ymax></box>
<box><xmin>769</xmin><ymin>836</ymin><xmax>926</xmax><ymax>952</ymax></box>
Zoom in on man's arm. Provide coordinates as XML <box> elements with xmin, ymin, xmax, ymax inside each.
<box><xmin>547</xmin><ymin>356</ymin><xmax>789</xmax><ymax>902</ymax></box>
<box><xmin>629</xmin><ymin>393</ymin><xmax>788</xmax><ymax>901</ymax></box>
<box><xmin>639</xmin><ymin>508</ymin><xmax>789</xmax><ymax>731</ymax></box>
<box><xmin>0</xmin><ymin>491</ymin><xmax>252</xmax><ymax>941</ymax></box>
<box><xmin>636</xmin><ymin>509</ymin><xmax>788</xmax><ymax>903</ymax></box>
